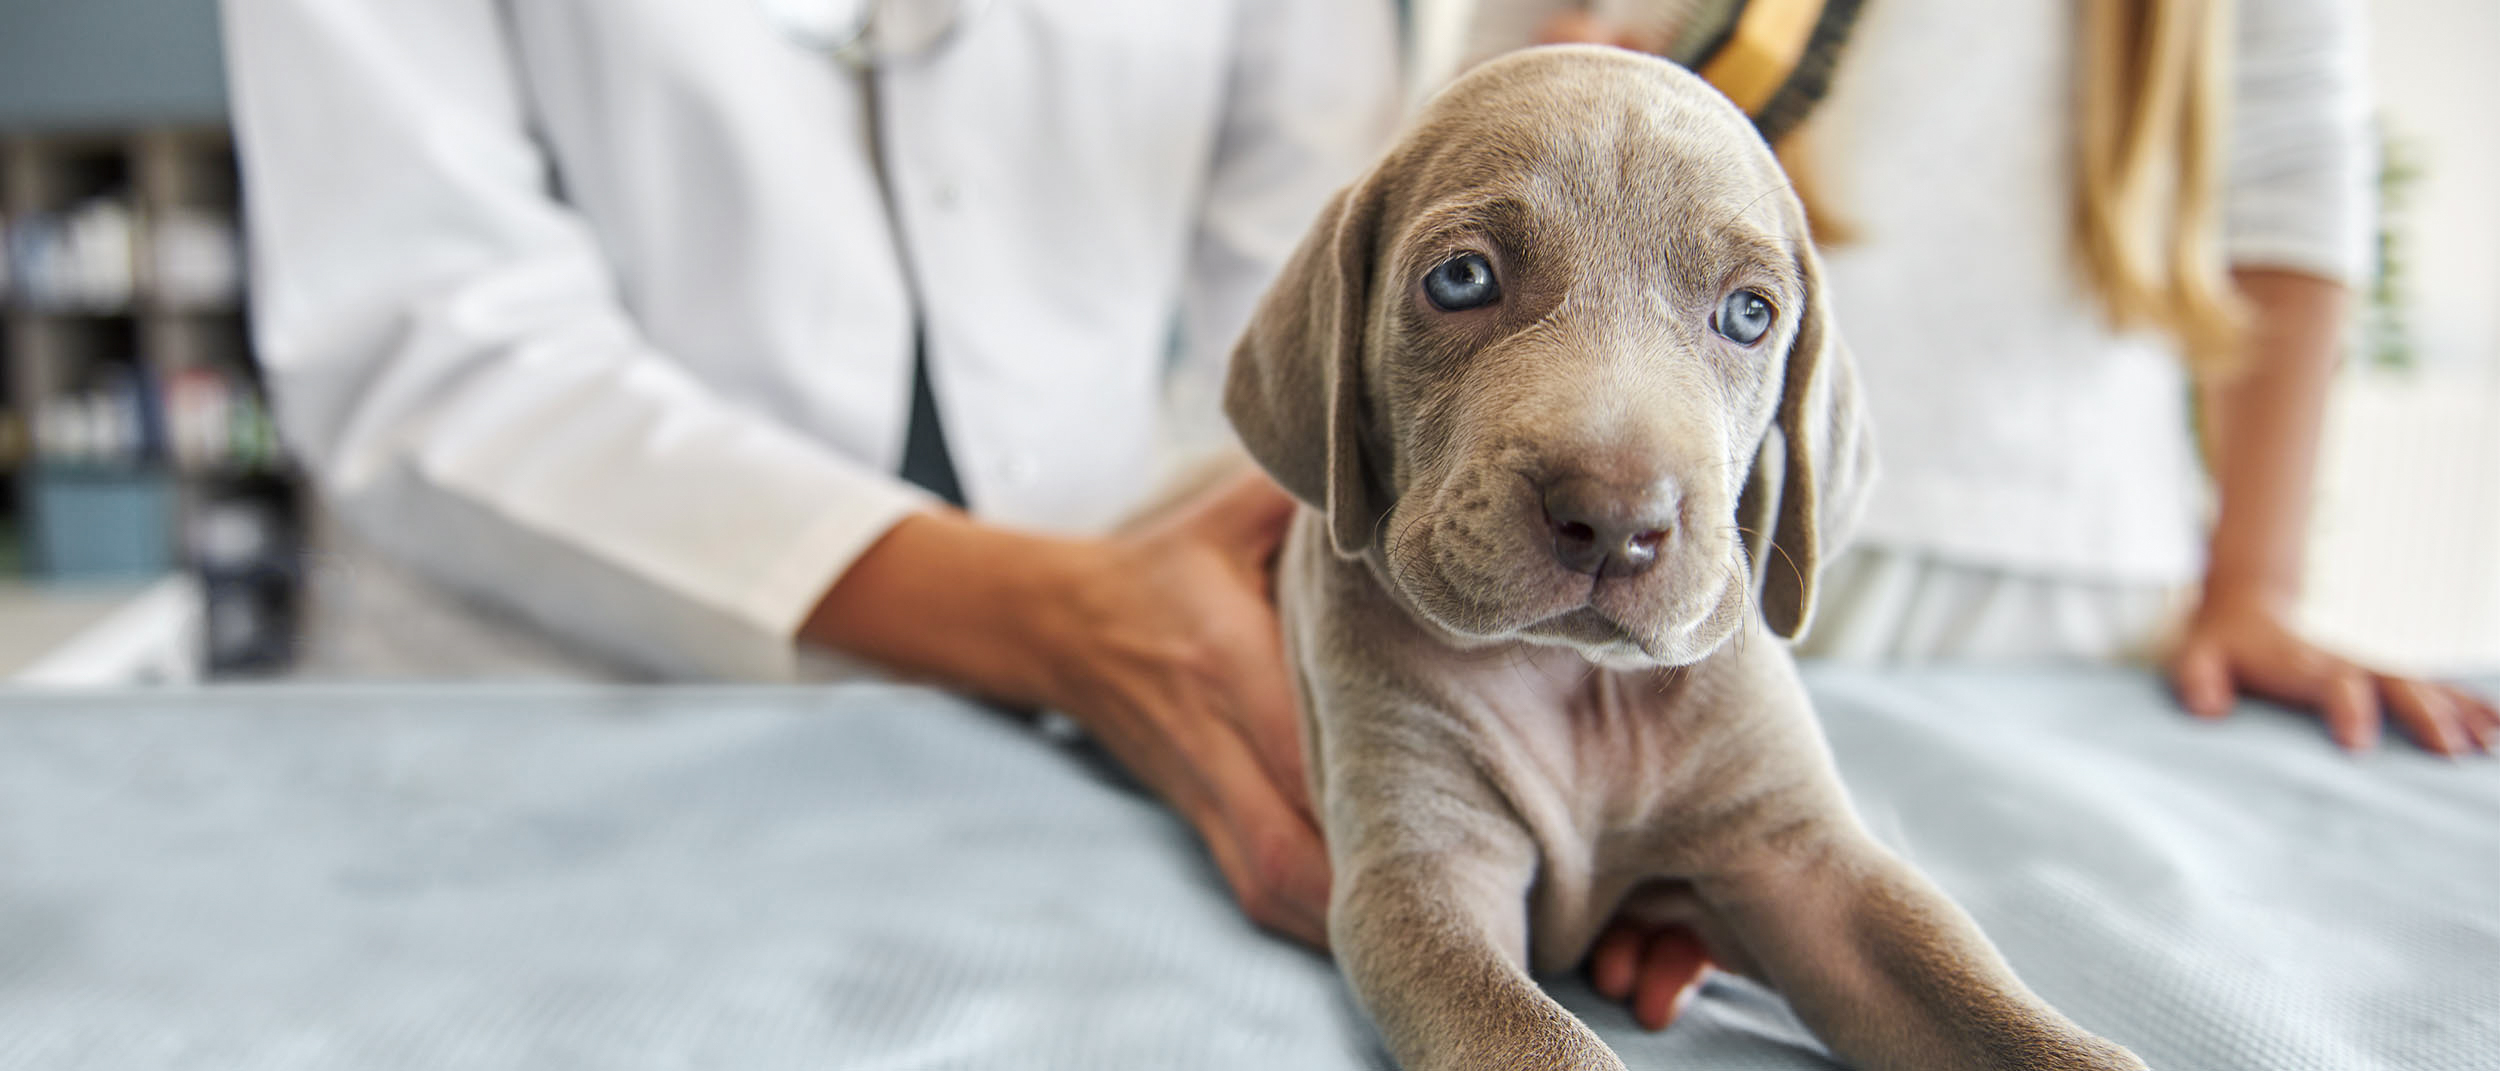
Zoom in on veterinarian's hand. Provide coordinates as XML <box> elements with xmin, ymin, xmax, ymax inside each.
<box><xmin>1588</xmin><ymin>919</ymin><xmax>1714</xmax><ymax>1031</ymax></box>
<box><xmin>2171</xmin><ymin>592</ymin><xmax>2498</xmax><ymax>756</ymax></box>
<box><xmin>800</xmin><ymin>471</ymin><xmax>1328</xmax><ymax>946</ymax></box>
<box><xmin>1033</xmin><ymin>470</ymin><xmax>1332</xmax><ymax>945</ymax></box>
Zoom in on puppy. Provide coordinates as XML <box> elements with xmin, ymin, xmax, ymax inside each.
<box><xmin>1224</xmin><ymin>46</ymin><xmax>2146</xmax><ymax>1071</ymax></box>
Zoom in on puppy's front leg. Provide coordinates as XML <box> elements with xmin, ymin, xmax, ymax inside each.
<box><xmin>1334</xmin><ymin>819</ymin><xmax>1623</xmax><ymax>1071</ymax></box>
<box><xmin>1701</xmin><ymin>832</ymin><xmax>2146</xmax><ymax>1071</ymax></box>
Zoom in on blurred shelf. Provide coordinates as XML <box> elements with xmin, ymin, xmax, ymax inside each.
<box><xmin>3</xmin><ymin>123</ymin><xmax>299</xmax><ymax>678</ymax></box>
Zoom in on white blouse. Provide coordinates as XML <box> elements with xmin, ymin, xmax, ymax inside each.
<box><xmin>1812</xmin><ymin>0</ymin><xmax>2374</xmax><ymax>584</ymax></box>
<box><xmin>1418</xmin><ymin>0</ymin><xmax>2375</xmax><ymax>586</ymax></box>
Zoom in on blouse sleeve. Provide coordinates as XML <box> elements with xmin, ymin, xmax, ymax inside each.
<box><xmin>2224</xmin><ymin>0</ymin><xmax>2377</xmax><ymax>284</ymax></box>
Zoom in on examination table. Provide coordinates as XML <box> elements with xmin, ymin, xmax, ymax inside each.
<box><xmin>2</xmin><ymin>667</ymin><xmax>2494</xmax><ymax>1069</ymax></box>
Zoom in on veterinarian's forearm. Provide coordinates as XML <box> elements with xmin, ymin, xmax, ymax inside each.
<box><xmin>798</xmin><ymin>510</ymin><xmax>1077</xmax><ymax>706</ymax></box>
<box><xmin>2196</xmin><ymin>268</ymin><xmax>2351</xmax><ymax>610</ymax></box>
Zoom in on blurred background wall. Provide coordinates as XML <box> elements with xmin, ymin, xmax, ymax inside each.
<box><xmin>2305</xmin><ymin>0</ymin><xmax>2500</xmax><ymax>670</ymax></box>
<box><xmin>0</xmin><ymin>0</ymin><xmax>227</xmax><ymax>128</ymax></box>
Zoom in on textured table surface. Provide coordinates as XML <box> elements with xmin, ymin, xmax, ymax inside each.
<box><xmin>1</xmin><ymin>668</ymin><xmax>2494</xmax><ymax>1070</ymax></box>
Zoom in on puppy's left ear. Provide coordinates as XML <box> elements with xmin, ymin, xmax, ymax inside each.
<box><xmin>1752</xmin><ymin>240</ymin><xmax>1875</xmax><ymax>640</ymax></box>
<box><xmin>1223</xmin><ymin>174</ymin><xmax>1392</xmax><ymax>558</ymax></box>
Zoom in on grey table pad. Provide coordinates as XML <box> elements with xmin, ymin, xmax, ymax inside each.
<box><xmin>1</xmin><ymin>667</ymin><xmax>2494</xmax><ymax>1070</ymax></box>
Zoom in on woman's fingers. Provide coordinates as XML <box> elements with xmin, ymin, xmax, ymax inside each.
<box><xmin>1589</xmin><ymin>920</ymin><xmax>1712</xmax><ymax>1028</ymax></box>
<box><xmin>1631</xmin><ymin>928</ymin><xmax>1711</xmax><ymax>1031</ymax></box>
<box><xmin>1588</xmin><ymin>923</ymin><xmax>1647</xmax><ymax>1000</ymax></box>
<box><xmin>2449</xmin><ymin>685</ymin><xmax>2500</xmax><ymax>752</ymax></box>
<box><xmin>2175</xmin><ymin>600</ymin><xmax>2499</xmax><ymax>757</ymax></box>
<box><xmin>2379</xmin><ymin>674</ymin><xmax>2465</xmax><ymax>756</ymax></box>
<box><xmin>2316</xmin><ymin>664</ymin><xmax>2382</xmax><ymax>752</ymax></box>
<box><xmin>2170</xmin><ymin>641</ymin><xmax>2235</xmax><ymax>720</ymax></box>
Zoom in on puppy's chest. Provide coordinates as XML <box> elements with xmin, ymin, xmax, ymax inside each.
<box><xmin>1465</xmin><ymin>659</ymin><xmax>1737</xmax><ymax>852</ymax></box>
<box><xmin>1454</xmin><ymin>661</ymin><xmax>1762</xmax><ymax>970</ymax></box>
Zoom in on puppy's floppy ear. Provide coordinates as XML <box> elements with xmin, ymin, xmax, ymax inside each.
<box><xmin>1750</xmin><ymin>239</ymin><xmax>1875</xmax><ymax>640</ymax></box>
<box><xmin>1223</xmin><ymin>175</ymin><xmax>1391</xmax><ymax>558</ymax></box>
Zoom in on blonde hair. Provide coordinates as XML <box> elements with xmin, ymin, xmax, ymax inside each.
<box><xmin>1773</xmin><ymin>129</ymin><xmax>1857</xmax><ymax>246</ymax></box>
<box><xmin>2073</xmin><ymin>0</ymin><xmax>2244</xmax><ymax>374</ymax></box>
<box><xmin>1763</xmin><ymin>0</ymin><xmax>2243</xmax><ymax>372</ymax></box>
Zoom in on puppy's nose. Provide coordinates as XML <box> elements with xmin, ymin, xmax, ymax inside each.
<box><xmin>1543</xmin><ymin>475</ymin><xmax>1680</xmax><ymax>578</ymax></box>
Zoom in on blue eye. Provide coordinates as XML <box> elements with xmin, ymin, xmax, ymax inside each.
<box><xmin>1714</xmin><ymin>289</ymin><xmax>1776</xmax><ymax>345</ymax></box>
<box><xmin>1424</xmin><ymin>253</ymin><xmax>1501</xmax><ymax>311</ymax></box>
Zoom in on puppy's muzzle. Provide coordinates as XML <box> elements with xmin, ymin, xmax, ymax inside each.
<box><xmin>1540</xmin><ymin>471</ymin><xmax>1683</xmax><ymax>579</ymax></box>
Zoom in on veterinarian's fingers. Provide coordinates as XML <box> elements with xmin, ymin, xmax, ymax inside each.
<box><xmin>1631</xmin><ymin>928</ymin><xmax>1711</xmax><ymax>1031</ymax></box>
<box><xmin>1198</xmin><ymin>807</ymin><xmax>1330</xmax><ymax>947</ymax></box>
<box><xmin>1208</xmin><ymin>573</ymin><xmax>1316</xmax><ymax>825</ymax></box>
<box><xmin>2378</xmin><ymin>675</ymin><xmax>2465</xmax><ymax>756</ymax></box>
<box><xmin>2317</xmin><ymin>665</ymin><xmax>2382</xmax><ymax>753</ymax></box>
<box><xmin>1188</xmin><ymin>728</ymin><xmax>1332</xmax><ymax>946</ymax></box>
<box><xmin>2170</xmin><ymin>642</ymin><xmax>2235</xmax><ymax>720</ymax></box>
<box><xmin>1193</xmin><ymin>468</ymin><xmax>1299</xmax><ymax>562</ymax></box>
<box><xmin>1588</xmin><ymin>923</ymin><xmax>1647</xmax><ymax>1000</ymax></box>
<box><xmin>1088</xmin><ymin>669</ymin><xmax>1328</xmax><ymax>945</ymax></box>
<box><xmin>1230</xmin><ymin>662</ymin><xmax>1318</xmax><ymax>828</ymax></box>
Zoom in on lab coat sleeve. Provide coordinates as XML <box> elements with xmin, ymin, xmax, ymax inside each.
<box><xmin>1169</xmin><ymin>0</ymin><xmax>1403</xmax><ymax>459</ymax></box>
<box><xmin>2224</xmin><ymin>0</ymin><xmax>2376</xmax><ymax>284</ymax></box>
<box><xmin>222</xmin><ymin>0</ymin><xmax>928</xmax><ymax>679</ymax></box>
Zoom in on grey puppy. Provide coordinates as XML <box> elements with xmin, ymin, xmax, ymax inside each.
<box><xmin>1223</xmin><ymin>46</ymin><xmax>2147</xmax><ymax>1071</ymax></box>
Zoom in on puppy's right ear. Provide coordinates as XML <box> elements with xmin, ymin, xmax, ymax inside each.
<box><xmin>1224</xmin><ymin>176</ymin><xmax>1391</xmax><ymax>558</ymax></box>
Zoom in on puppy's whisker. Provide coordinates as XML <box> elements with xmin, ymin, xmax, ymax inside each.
<box><xmin>1732</xmin><ymin>178</ymin><xmax>1802</xmax><ymax>222</ymax></box>
<box><xmin>1732</xmin><ymin>522</ymin><xmax>1794</xmax><ymax>573</ymax></box>
<box><xmin>1505</xmin><ymin>644</ymin><xmax>1541</xmax><ymax>693</ymax></box>
<box><xmin>1719</xmin><ymin>562</ymin><xmax>1752</xmax><ymax>659</ymax></box>
<box><xmin>1764</xmin><ymin>538</ymin><xmax>1807</xmax><ymax>603</ymax></box>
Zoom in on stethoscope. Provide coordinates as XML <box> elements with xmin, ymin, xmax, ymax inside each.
<box><xmin>753</xmin><ymin>0</ymin><xmax>994</xmax><ymax>70</ymax></box>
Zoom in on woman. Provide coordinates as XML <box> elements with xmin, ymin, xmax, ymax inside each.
<box><xmin>1422</xmin><ymin>0</ymin><xmax>2494</xmax><ymax>1029</ymax></box>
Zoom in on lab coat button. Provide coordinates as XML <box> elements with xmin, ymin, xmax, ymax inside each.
<box><xmin>931</xmin><ymin>181</ymin><xmax>961</xmax><ymax>210</ymax></box>
<box><xmin>1001</xmin><ymin>452</ymin><xmax>1036</xmax><ymax>483</ymax></box>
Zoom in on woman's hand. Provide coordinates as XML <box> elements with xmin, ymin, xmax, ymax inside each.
<box><xmin>2187</xmin><ymin>269</ymin><xmax>2495</xmax><ymax>757</ymax></box>
<box><xmin>2171</xmin><ymin>591</ymin><xmax>2498</xmax><ymax>755</ymax></box>
<box><xmin>802</xmin><ymin>469</ymin><xmax>1328</xmax><ymax>947</ymax></box>
<box><xmin>1588</xmin><ymin>918</ymin><xmax>1714</xmax><ymax>1031</ymax></box>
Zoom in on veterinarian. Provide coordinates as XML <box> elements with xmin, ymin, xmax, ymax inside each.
<box><xmin>222</xmin><ymin>0</ymin><xmax>1398</xmax><ymax>947</ymax></box>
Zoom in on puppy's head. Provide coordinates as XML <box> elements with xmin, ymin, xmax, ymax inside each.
<box><xmin>1226</xmin><ymin>45</ymin><xmax>1872</xmax><ymax>667</ymax></box>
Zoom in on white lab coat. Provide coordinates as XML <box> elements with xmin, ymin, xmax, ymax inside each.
<box><xmin>222</xmin><ymin>0</ymin><xmax>1400</xmax><ymax>679</ymax></box>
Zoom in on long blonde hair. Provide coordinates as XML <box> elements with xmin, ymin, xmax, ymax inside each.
<box><xmin>2072</xmin><ymin>0</ymin><xmax>2243</xmax><ymax>373</ymax></box>
<box><xmin>1773</xmin><ymin>0</ymin><xmax>2242</xmax><ymax>372</ymax></box>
